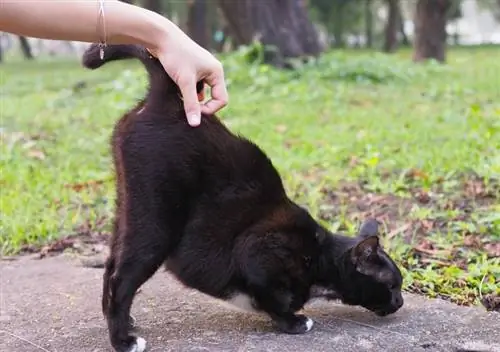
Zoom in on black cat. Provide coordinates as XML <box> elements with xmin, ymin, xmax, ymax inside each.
<box><xmin>82</xmin><ymin>44</ymin><xmax>404</xmax><ymax>352</ymax></box>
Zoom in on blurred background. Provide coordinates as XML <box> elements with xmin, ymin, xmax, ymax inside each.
<box><xmin>1</xmin><ymin>0</ymin><xmax>500</xmax><ymax>65</ymax></box>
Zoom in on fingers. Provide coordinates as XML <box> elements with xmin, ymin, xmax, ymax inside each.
<box><xmin>177</xmin><ymin>76</ymin><xmax>202</xmax><ymax>127</ymax></box>
<box><xmin>201</xmin><ymin>65</ymin><xmax>228</xmax><ymax>115</ymax></box>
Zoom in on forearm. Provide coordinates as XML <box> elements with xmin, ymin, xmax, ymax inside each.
<box><xmin>0</xmin><ymin>0</ymin><xmax>184</xmax><ymax>51</ymax></box>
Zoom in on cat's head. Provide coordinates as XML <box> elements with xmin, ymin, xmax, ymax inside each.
<box><xmin>330</xmin><ymin>219</ymin><xmax>404</xmax><ymax>316</ymax></box>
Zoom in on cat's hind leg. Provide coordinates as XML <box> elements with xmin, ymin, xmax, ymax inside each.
<box><xmin>102</xmin><ymin>255</ymin><xmax>138</xmax><ymax>332</ymax></box>
<box><xmin>103</xmin><ymin>207</ymin><xmax>171</xmax><ymax>352</ymax></box>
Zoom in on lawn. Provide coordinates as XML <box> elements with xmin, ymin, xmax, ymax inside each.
<box><xmin>1</xmin><ymin>45</ymin><xmax>499</xmax><ymax>308</ymax></box>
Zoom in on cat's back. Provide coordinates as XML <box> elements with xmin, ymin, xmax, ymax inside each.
<box><xmin>112</xmin><ymin>102</ymin><xmax>286</xmax><ymax>208</ymax></box>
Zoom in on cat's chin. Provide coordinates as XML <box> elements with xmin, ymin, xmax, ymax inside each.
<box><xmin>370</xmin><ymin>304</ymin><xmax>401</xmax><ymax>317</ymax></box>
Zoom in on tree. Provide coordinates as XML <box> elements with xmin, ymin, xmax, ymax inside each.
<box><xmin>412</xmin><ymin>0</ymin><xmax>451</xmax><ymax>63</ymax></box>
<box><xmin>217</xmin><ymin>0</ymin><xmax>322</xmax><ymax>67</ymax></box>
<box><xmin>332</xmin><ymin>1</ymin><xmax>348</xmax><ymax>48</ymax></box>
<box><xmin>365</xmin><ymin>0</ymin><xmax>374</xmax><ymax>48</ymax></box>
<box><xmin>477</xmin><ymin>0</ymin><xmax>500</xmax><ymax>22</ymax></box>
<box><xmin>383</xmin><ymin>0</ymin><xmax>401</xmax><ymax>52</ymax></box>
<box><xmin>19</xmin><ymin>36</ymin><xmax>34</xmax><ymax>60</ymax></box>
<box><xmin>187</xmin><ymin>0</ymin><xmax>210</xmax><ymax>50</ymax></box>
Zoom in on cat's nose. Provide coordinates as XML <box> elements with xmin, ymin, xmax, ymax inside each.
<box><xmin>392</xmin><ymin>294</ymin><xmax>404</xmax><ymax>309</ymax></box>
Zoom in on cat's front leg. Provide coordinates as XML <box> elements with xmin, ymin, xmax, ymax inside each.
<box><xmin>254</xmin><ymin>290</ymin><xmax>314</xmax><ymax>335</ymax></box>
<box><xmin>269</xmin><ymin>312</ymin><xmax>314</xmax><ymax>335</ymax></box>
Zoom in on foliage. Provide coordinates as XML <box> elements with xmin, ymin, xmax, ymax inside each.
<box><xmin>309</xmin><ymin>0</ymin><xmax>373</xmax><ymax>46</ymax></box>
<box><xmin>1</xmin><ymin>46</ymin><xmax>499</xmax><ymax>307</ymax></box>
<box><xmin>476</xmin><ymin>0</ymin><xmax>500</xmax><ymax>21</ymax></box>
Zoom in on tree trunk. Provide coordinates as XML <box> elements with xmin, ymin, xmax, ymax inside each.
<box><xmin>383</xmin><ymin>0</ymin><xmax>400</xmax><ymax>52</ymax></box>
<box><xmin>332</xmin><ymin>4</ymin><xmax>346</xmax><ymax>48</ymax></box>
<box><xmin>18</xmin><ymin>36</ymin><xmax>34</xmax><ymax>60</ymax></box>
<box><xmin>217</xmin><ymin>0</ymin><xmax>321</xmax><ymax>68</ymax></box>
<box><xmin>187</xmin><ymin>0</ymin><xmax>210</xmax><ymax>50</ymax></box>
<box><xmin>412</xmin><ymin>0</ymin><xmax>450</xmax><ymax>63</ymax></box>
<box><xmin>142</xmin><ymin>0</ymin><xmax>162</xmax><ymax>13</ymax></box>
<box><xmin>365</xmin><ymin>0</ymin><xmax>373</xmax><ymax>48</ymax></box>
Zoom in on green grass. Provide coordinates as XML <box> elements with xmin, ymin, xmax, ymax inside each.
<box><xmin>1</xmin><ymin>45</ymin><xmax>499</xmax><ymax>307</ymax></box>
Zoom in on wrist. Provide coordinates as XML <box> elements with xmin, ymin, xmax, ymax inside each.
<box><xmin>132</xmin><ymin>10</ymin><xmax>174</xmax><ymax>52</ymax></box>
<box><xmin>105</xmin><ymin>2</ymin><xmax>178</xmax><ymax>52</ymax></box>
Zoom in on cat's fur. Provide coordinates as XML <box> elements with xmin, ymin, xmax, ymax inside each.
<box><xmin>82</xmin><ymin>44</ymin><xmax>404</xmax><ymax>352</ymax></box>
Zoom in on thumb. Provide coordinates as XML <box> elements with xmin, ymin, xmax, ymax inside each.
<box><xmin>178</xmin><ymin>78</ymin><xmax>202</xmax><ymax>127</ymax></box>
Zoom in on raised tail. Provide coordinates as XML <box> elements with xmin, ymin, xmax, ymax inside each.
<box><xmin>82</xmin><ymin>43</ymin><xmax>204</xmax><ymax>101</ymax></box>
<box><xmin>82</xmin><ymin>43</ymin><xmax>178</xmax><ymax>96</ymax></box>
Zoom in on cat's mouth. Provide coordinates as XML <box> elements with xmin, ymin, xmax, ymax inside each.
<box><xmin>372</xmin><ymin>305</ymin><xmax>400</xmax><ymax>317</ymax></box>
<box><xmin>374</xmin><ymin>309</ymin><xmax>391</xmax><ymax>317</ymax></box>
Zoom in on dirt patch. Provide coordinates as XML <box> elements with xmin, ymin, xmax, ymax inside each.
<box><xmin>18</xmin><ymin>219</ymin><xmax>110</xmax><ymax>263</ymax></box>
<box><xmin>317</xmin><ymin>173</ymin><xmax>499</xmax><ymax>258</ymax></box>
<box><xmin>313</xmin><ymin>172</ymin><xmax>499</xmax><ymax>308</ymax></box>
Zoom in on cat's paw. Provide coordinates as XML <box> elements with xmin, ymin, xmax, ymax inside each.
<box><xmin>276</xmin><ymin>314</ymin><xmax>314</xmax><ymax>335</ymax></box>
<box><xmin>115</xmin><ymin>336</ymin><xmax>147</xmax><ymax>352</ymax></box>
<box><xmin>127</xmin><ymin>337</ymin><xmax>146</xmax><ymax>352</ymax></box>
<box><xmin>305</xmin><ymin>317</ymin><xmax>314</xmax><ymax>332</ymax></box>
<box><xmin>125</xmin><ymin>336</ymin><xmax>146</xmax><ymax>352</ymax></box>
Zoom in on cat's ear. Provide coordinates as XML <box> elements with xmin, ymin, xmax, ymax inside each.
<box><xmin>351</xmin><ymin>235</ymin><xmax>380</xmax><ymax>276</ymax></box>
<box><xmin>358</xmin><ymin>218</ymin><xmax>379</xmax><ymax>239</ymax></box>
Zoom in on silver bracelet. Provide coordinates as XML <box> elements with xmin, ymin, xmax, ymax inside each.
<box><xmin>97</xmin><ymin>0</ymin><xmax>107</xmax><ymax>60</ymax></box>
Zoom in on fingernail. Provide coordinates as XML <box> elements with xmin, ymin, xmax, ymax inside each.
<box><xmin>188</xmin><ymin>114</ymin><xmax>201</xmax><ymax>126</ymax></box>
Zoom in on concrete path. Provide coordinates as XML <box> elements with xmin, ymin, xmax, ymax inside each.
<box><xmin>1</xmin><ymin>255</ymin><xmax>499</xmax><ymax>352</ymax></box>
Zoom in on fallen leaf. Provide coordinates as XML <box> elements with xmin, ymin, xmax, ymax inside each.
<box><xmin>387</xmin><ymin>222</ymin><xmax>412</xmax><ymax>239</ymax></box>
<box><xmin>414</xmin><ymin>239</ymin><xmax>452</xmax><ymax>257</ymax></box>
<box><xmin>420</xmin><ymin>219</ymin><xmax>435</xmax><ymax>232</ymax></box>
<box><xmin>481</xmin><ymin>293</ymin><xmax>500</xmax><ymax>312</ymax></box>
<box><xmin>464</xmin><ymin>179</ymin><xmax>486</xmax><ymax>197</ymax></box>
<box><xmin>22</xmin><ymin>140</ymin><xmax>37</xmax><ymax>150</ymax></box>
<box><xmin>420</xmin><ymin>258</ymin><xmax>450</xmax><ymax>267</ymax></box>
<box><xmin>283</xmin><ymin>138</ymin><xmax>300</xmax><ymax>149</ymax></box>
<box><xmin>414</xmin><ymin>190</ymin><xmax>431</xmax><ymax>204</ymax></box>
<box><xmin>26</xmin><ymin>149</ymin><xmax>46</xmax><ymax>160</ymax></box>
<box><xmin>348</xmin><ymin>156</ymin><xmax>360</xmax><ymax>168</ymax></box>
<box><xmin>463</xmin><ymin>235</ymin><xmax>481</xmax><ymax>248</ymax></box>
<box><xmin>275</xmin><ymin>124</ymin><xmax>287</xmax><ymax>133</ymax></box>
<box><xmin>416</xmin><ymin>238</ymin><xmax>435</xmax><ymax>251</ymax></box>
<box><xmin>484</xmin><ymin>242</ymin><xmax>500</xmax><ymax>257</ymax></box>
<box><xmin>405</xmin><ymin>168</ymin><xmax>429</xmax><ymax>181</ymax></box>
<box><xmin>64</xmin><ymin>178</ymin><xmax>111</xmax><ymax>192</ymax></box>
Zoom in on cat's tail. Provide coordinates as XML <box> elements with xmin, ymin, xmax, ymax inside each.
<box><xmin>81</xmin><ymin>43</ymin><xmax>195</xmax><ymax>96</ymax></box>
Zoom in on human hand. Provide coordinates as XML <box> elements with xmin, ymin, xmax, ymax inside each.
<box><xmin>0</xmin><ymin>1</ymin><xmax>228</xmax><ymax>127</ymax></box>
<box><xmin>148</xmin><ymin>32</ymin><xmax>228</xmax><ymax>127</ymax></box>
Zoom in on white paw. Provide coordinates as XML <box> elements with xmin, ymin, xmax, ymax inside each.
<box><xmin>305</xmin><ymin>318</ymin><xmax>314</xmax><ymax>332</ymax></box>
<box><xmin>127</xmin><ymin>337</ymin><xmax>147</xmax><ymax>352</ymax></box>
